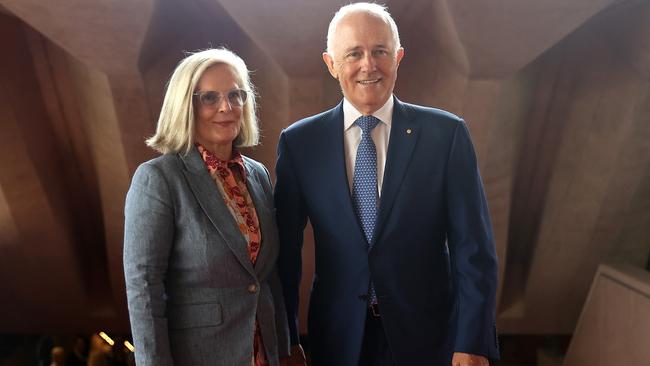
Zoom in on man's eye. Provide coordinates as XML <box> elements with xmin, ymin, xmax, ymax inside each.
<box><xmin>373</xmin><ymin>49</ymin><xmax>389</xmax><ymax>57</ymax></box>
<box><xmin>345</xmin><ymin>51</ymin><xmax>361</xmax><ymax>60</ymax></box>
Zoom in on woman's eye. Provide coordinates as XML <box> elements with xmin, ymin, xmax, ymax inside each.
<box><xmin>203</xmin><ymin>92</ymin><xmax>219</xmax><ymax>104</ymax></box>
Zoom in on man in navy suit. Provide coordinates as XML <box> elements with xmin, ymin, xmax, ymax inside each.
<box><xmin>275</xmin><ymin>3</ymin><xmax>499</xmax><ymax>365</ymax></box>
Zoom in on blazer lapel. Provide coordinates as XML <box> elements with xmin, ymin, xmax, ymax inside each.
<box><xmin>179</xmin><ymin>149</ymin><xmax>256</xmax><ymax>277</ymax></box>
<box><xmin>373</xmin><ymin>98</ymin><xmax>419</xmax><ymax>245</ymax></box>
<box><xmin>242</xmin><ymin>160</ymin><xmax>271</xmax><ymax>275</ymax></box>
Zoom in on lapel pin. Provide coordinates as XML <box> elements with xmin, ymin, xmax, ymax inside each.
<box><xmin>406</xmin><ymin>128</ymin><xmax>412</xmax><ymax>134</ymax></box>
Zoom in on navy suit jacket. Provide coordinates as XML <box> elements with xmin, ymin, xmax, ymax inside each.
<box><xmin>275</xmin><ymin>98</ymin><xmax>499</xmax><ymax>365</ymax></box>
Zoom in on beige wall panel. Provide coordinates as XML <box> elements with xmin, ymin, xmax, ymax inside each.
<box><xmin>42</xmin><ymin>43</ymin><xmax>133</xmax><ymax>327</ymax></box>
<box><xmin>28</xmin><ymin>27</ymin><xmax>121</xmax><ymax>324</ymax></box>
<box><xmin>68</xmin><ymin>61</ymin><xmax>132</xmax><ymax>322</ymax></box>
<box><xmin>0</xmin><ymin>187</ymin><xmax>18</xmax><ymax>247</ymax></box>
<box><xmin>0</xmin><ymin>0</ymin><xmax>154</xmax><ymax>74</ymax></box>
<box><xmin>395</xmin><ymin>46</ymin><xmax>468</xmax><ymax>115</ymax></box>
<box><xmin>0</xmin><ymin>15</ymin><xmax>88</xmax><ymax>331</ymax></box>
<box><xmin>516</xmin><ymin>32</ymin><xmax>649</xmax><ymax>333</ymax></box>
<box><xmin>602</xmin><ymin>1</ymin><xmax>650</xmax><ymax>80</ymax></box>
<box><xmin>448</xmin><ymin>0</ymin><xmax>619</xmax><ymax>78</ymax></box>
<box><xmin>0</xmin><ymin>186</ymin><xmax>20</xmax><ymax>322</ymax></box>
<box><xmin>485</xmin><ymin>71</ymin><xmax>538</xmax><ymax>311</ymax></box>
<box><xmin>612</xmin><ymin>87</ymin><xmax>650</xmax><ymax>266</ymax></box>
<box><xmin>0</xmin><ymin>95</ymin><xmax>86</xmax><ymax>330</ymax></box>
<box><xmin>212</xmin><ymin>0</ymin><xmax>342</xmax><ymax>77</ymax></box>
<box><xmin>563</xmin><ymin>264</ymin><xmax>650</xmax><ymax>365</ymax></box>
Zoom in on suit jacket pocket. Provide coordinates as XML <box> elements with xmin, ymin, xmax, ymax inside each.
<box><xmin>167</xmin><ymin>302</ymin><xmax>223</xmax><ymax>330</ymax></box>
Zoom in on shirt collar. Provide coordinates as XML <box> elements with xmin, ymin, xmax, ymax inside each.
<box><xmin>195</xmin><ymin>143</ymin><xmax>247</xmax><ymax>179</ymax></box>
<box><xmin>343</xmin><ymin>96</ymin><xmax>394</xmax><ymax>131</ymax></box>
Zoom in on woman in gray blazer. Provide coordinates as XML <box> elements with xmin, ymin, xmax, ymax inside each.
<box><xmin>123</xmin><ymin>48</ymin><xmax>292</xmax><ymax>366</ymax></box>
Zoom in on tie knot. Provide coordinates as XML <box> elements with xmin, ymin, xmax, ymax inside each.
<box><xmin>355</xmin><ymin>115</ymin><xmax>380</xmax><ymax>135</ymax></box>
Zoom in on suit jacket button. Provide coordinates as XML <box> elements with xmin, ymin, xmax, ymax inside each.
<box><xmin>248</xmin><ymin>284</ymin><xmax>258</xmax><ymax>293</ymax></box>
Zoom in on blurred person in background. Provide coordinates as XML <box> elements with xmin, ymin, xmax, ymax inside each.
<box><xmin>49</xmin><ymin>346</ymin><xmax>65</xmax><ymax>366</ymax></box>
<box><xmin>65</xmin><ymin>335</ymin><xmax>88</xmax><ymax>366</ymax></box>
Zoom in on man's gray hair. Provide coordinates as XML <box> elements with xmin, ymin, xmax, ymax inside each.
<box><xmin>326</xmin><ymin>2</ymin><xmax>401</xmax><ymax>57</ymax></box>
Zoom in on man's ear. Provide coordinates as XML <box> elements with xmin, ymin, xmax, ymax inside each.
<box><xmin>395</xmin><ymin>47</ymin><xmax>405</xmax><ymax>67</ymax></box>
<box><xmin>322</xmin><ymin>52</ymin><xmax>338</xmax><ymax>79</ymax></box>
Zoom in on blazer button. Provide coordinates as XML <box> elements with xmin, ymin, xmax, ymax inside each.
<box><xmin>247</xmin><ymin>284</ymin><xmax>258</xmax><ymax>293</ymax></box>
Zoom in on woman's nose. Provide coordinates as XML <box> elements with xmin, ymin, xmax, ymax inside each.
<box><xmin>217</xmin><ymin>96</ymin><xmax>232</xmax><ymax>112</ymax></box>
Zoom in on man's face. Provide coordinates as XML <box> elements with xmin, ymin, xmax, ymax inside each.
<box><xmin>323</xmin><ymin>12</ymin><xmax>404</xmax><ymax>115</ymax></box>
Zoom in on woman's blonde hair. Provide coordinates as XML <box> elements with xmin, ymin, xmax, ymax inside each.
<box><xmin>146</xmin><ymin>48</ymin><xmax>259</xmax><ymax>154</ymax></box>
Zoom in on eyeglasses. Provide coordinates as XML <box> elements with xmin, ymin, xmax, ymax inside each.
<box><xmin>193</xmin><ymin>89</ymin><xmax>249</xmax><ymax>108</ymax></box>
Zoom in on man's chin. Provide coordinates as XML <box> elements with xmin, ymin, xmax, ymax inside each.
<box><xmin>348</xmin><ymin>100</ymin><xmax>385</xmax><ymax>115</ymax></box>
<box><xmin>358</xmin><ymin>94</ymin><xmax>388</xmax><ymax>105</ymax></box>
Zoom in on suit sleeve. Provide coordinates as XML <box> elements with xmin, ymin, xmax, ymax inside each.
<box><xmin>446</xmin><ymin>121</ymin><xmax>500</xmax><ymax>359</ymax></box>
<box><xmin>123</xmin><ymin>163</ymin><xmax>174</xmax><ymax>366</ymax></box>
<box><xmin>259</xmin><ymin>163</ymin><xmax>291</xmax><ymax>357</ymax></box>
<box><xmin>274</xmin><ymin>131</ymin><xmax>308</xmax><ymax>345</ymax></box>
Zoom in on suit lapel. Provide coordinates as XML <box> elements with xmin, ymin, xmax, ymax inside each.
<box><xmin>324</xmin><ymin>103</ymin><xmax>367</xmax><ymax>244</ymax></box>
<box><xmin>179</xmin><ymin>149</ymin><xmax>256</xmax><ymax>277</ymax></box>
<box><xmin>374</xmin><ymin>98</ymin><xmax>419</xmax><ymax>245</ymax></box>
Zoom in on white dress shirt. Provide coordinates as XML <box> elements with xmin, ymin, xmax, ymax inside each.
<box><xmin>343</xmin><ymin>96</ymin><xmax>393</xmax><ymax>196</ymax></box>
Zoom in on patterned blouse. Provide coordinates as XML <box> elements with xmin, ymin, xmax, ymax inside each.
<box><xmin>197</xmin><ymin>144</ymin><xmax>268</xmax><ymax>366</ymax></box>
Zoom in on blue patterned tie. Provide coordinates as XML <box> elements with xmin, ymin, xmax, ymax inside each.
<box><xmin>352</xmin><ymin>115</ymin><xmax>380</xmax><ymax>304</ymax></box>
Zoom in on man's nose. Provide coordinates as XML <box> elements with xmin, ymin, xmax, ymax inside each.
<box><xmin>359</xmin><ymin>52</ymin><xmax>377</xmax><ymax>71</ymax></box>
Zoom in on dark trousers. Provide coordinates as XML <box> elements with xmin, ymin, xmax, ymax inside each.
<box><xmin>359</xmin><ymin>309</ymin><xmax>395</xmax><ymax>366</ymax></box>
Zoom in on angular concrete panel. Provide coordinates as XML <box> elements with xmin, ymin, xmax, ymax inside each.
<box><xmin>563</xmin><ymin>263</ymin><xmax>650</xmax><ymax>365</ymax></box>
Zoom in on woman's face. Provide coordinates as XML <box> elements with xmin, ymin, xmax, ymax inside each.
<box><xmin>194</xmin><ymin>64</ymin><xmax>243</xmax><ymax>154</ymax></box>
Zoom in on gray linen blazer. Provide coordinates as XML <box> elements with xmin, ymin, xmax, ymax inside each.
<box><xmin>123</xmin><ymin>148</ymin><xmax>290</xmax><ymax>366</ymax></box>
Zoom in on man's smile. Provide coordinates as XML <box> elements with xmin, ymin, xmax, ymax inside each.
<box><xmin>357</xmin><ymin>78</ymin><xmax>382</xmax><ymax>85</ymax></box>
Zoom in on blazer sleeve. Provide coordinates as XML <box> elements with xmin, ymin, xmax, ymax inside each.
<box><xmin>269</xmin><ymin>265</ymin><xmax>291</xmax><ymax>356</ymax></box>
<box><xmin>274</xmin><ymin>131</ymin><xmax>309</xmax><ymax>345</ymax></box>
<box><xmin>123</xmin><ymin>162</ymin><xmax>175</xmax><ymax>366</ymax></box>
<box><xmin>446</xmin><ymin>121</ymin><xmax>500</xmax><ymax>359</ymax></box>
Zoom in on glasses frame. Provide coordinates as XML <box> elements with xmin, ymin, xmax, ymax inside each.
<box><xmin>193</xmin><ymin>88</ymin><xmax>249</xmax><ymax>108</ymax></box>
